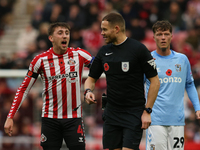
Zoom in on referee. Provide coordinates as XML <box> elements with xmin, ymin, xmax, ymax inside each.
<box><xmin>84</xmin><ymin>13</ymin><xmax>160</xmax><ymax>150</ymax></box>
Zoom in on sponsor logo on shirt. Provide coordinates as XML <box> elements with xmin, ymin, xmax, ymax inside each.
<box><xmin>48</xmin><ymin>72</ymin><xmax>78</xmax><ymax>80</ymax></box>
<box><xmin>159</xmin><ymin>77</ymin><xmax>182</xmax><ymax>83</ymax></box>
<box><xmin>159</xmin><ymin>68</ymin><xmax>182</xmax><ymax>83</ymax></box>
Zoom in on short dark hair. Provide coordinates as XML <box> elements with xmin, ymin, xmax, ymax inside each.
<box><xmin>152</xmin><ymin>20</ymin><xmax>172</xmax><ymax>33</ymax></box>
<box><xmin>102</xmin><ymin>12</ymin><xmax>126</xmax><ymax>32</ymax></box>
<box><xmin>48</xmin><ymin>22</ymin><xmax>71</xmax><ymax>36</ymax></box>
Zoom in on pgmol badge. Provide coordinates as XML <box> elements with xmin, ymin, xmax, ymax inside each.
<box><xmin>122</xmin><ymin>62</ymin><xmax>129</xmax><ymax>72</ymax></box>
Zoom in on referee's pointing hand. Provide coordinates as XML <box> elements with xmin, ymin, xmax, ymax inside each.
<box><xmin>85</xmin><ymin>92</ymin><xmax>97</xmax><ymax>105</ymax></box>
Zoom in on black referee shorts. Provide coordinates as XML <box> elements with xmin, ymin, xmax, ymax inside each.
<box><xmin>103</xmin><ymin>103</ymin><xmax>144</xmax><ymax>150</ymax></box>
<box><xmin>40</xmin><ymin>117</ymin><xmax>85</xmax><ymax>149</ymax></box>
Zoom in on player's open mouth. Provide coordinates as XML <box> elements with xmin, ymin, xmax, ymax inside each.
<box><xmin>161</xmin><ymin>42</ymin><xmax>166</xmax><ymax>45</ymax></box>
<box><xmin>62</xmin><ymin>41</ymin><xmax>67</xmax><ymax>47</ymax></box>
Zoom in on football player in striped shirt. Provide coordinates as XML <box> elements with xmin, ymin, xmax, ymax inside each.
<box><xmin>4</xmin><ymin>22</ymin><xmax>93</xmax><ymax>150</ymax></box>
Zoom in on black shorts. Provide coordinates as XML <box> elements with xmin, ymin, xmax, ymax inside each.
<box><xmin>40</xmin><ymin>117</ymin><xmax>85</xmax><ymax>149</ymax></box>
<box><xmin>103</xmin><ymin>103</ymin><xmax>144</xmax><ymax>150</ymax></box>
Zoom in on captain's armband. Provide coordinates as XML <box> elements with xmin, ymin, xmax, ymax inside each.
<box><xmin>26</xmin><ymin>70</ymin><xmax>39</xmax><ymax>79</ymax></box>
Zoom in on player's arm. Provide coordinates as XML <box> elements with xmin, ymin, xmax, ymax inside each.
<box><xmin>4</xmin><ymin>118</ymin><xmax>13</xmax><ymax>136</ymax></box>
<box><xmin>185</xmin><ymin>56</ymin><xmax>200</xmax><ymax>119</ymax></box>
<box><xmin>86</xmin><ymin>56</ymin><xmax>95</xmax><ymax>68</ymax></box>
<box><xmin>186</xmin><ymin>82</ymin><xmax>200</xmax><ymax>119</ymax></box>
<box><xmin>141</xmin><ymin>75</ymin><xmax>160</xmax><ymax>129</ymax></box>
<box><xmin>84</xmin><ymin>76</ymin><xmax>97</xmax><ymax>104</ymax></box>
<box><xmin>77</xmin><ymin>48</ymin><xmax>94</xmax><ymax>68</ymax></box>
<box><xmin>84</xmin><ymin>50</ymin><xmax>103</xmax><ymax>104</ymax></box>
<box><xmin>4</xmin><ymin>70</ymin><xmax>38</xmax><ymax>136</ymax></box>
<box><xmin>145</xmin><ymin>75</ymin><xmax>160</xmax><ymax>108</ymax></box>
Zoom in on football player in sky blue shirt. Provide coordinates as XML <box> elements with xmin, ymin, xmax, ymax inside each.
<box><xmin>145</xmin><ymin>20</ymin><xmax>200</xmax><ymax>150</ymax></box>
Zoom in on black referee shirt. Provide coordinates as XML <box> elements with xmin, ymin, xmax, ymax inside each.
<box><xmin>89</xmin><ymin>38</ymin><xmax>157</xmax><ymax>108</ymax></box>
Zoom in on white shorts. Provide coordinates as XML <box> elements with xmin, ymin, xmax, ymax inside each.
<box><xmin>146</xmin><ymin>125</ymin><xmax>184</xmax><ymax>150</ymax></box>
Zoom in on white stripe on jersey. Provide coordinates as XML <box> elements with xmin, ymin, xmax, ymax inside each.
<box><xmin>77</xmin><ymin>49</ymin><xmax>92</xmax><ymax>62</ymax></box>
<box><xmin>72</xmin><ymin>51</ymin><xmax>82</xmax><ymax>118</ymax></box>
<box><xmin>8</xmin><ymin>47</ymin><xmax>92</xmax><ymax>119</ymax></box>
<box><xmin>18</xmin><ymin>77</ymin><xmax>36</xmax><ymax>109</ymax></box>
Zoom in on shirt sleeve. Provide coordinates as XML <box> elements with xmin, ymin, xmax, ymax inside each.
<box><xmin>185</xmin><ymin>56</ymin><xmax>200</xmax><ymax>112</ymax></box>
<box><xmin>77</xmin><ymin>48</ymin><xmax>92</xmax><ymax>65</ymax></box>
<box><xmin>7</xmin><ymin>57</ymin><xmax>40</xmax><ymax>119</ymax></box>
<box><xmin>88</xmin><ymin>49</ymin><xmax>104</xmax><ymax>79</ymax></box>
<box><xmin>139</xmin><ymin>44</ymin><xmax>157</xmax><ymax>78</ymax></box>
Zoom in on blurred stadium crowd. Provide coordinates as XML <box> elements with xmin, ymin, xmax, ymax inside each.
<box><xmin>0</xmin><ymin>0</ymin><xmax>200</xmax><ymax>150</ymax></box>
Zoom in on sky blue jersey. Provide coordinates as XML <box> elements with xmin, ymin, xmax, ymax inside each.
<box><xmin>145</xmin><ymin>50</ymin><xmax>200</xmax><ymax>126</ymax></box>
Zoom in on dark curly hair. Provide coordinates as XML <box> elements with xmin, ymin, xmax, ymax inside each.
<box><xmin>48</xmin><ymin>22</ymin><xmax>71</xmax><ymax>36</ymax></box>
<box><xmin>152</xmin><ymin>20</ymin><xmax>172</xmax><ymax>33</ymax></box>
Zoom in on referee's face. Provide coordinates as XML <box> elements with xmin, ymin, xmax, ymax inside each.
<box><xmin>101</xmin><ymin>21</ymin><xmax>117</xmax><ymax>44</ymax></box>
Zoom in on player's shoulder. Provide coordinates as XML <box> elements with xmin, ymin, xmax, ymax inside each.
<box><xmin>73</xmin><ymin>47</ymin><xmax>91</xmax><ymax>56</ymax></box>
<box><xmin>70</xmin><ymin>47</ymin><xmax>86</xmax><ymax>52</ymax></box>
<box><xmin>126</xmin><ymin>38</ymin><xmax>145</xmax><ymax>49</ymax></box>
<box><xmin>128</xmin><ymin>37</ymin><xmax>142</xmax><ymax>44</ymax></box>
<box><xmin>29</xmin><ymin>48</ymin><xmax>52</xmax><ymax>68</ymax></box>
<box><xmin>97</xmin><ymin>44</ymin><xmax>112</xmax><ymax>54</ymax></box>
<box><xmin>129</xmin><ymin>39</ymin><xmax>150</xmax><ymax>55</ymax></box>
<box><xmin>151</xmin><ymin>50</ymin><xmax>159</xmax><ymax>57</ymax></box>
<box><xmin>173</xmin><ymin>50</ymin><xmax>188</xmax><ymax>60</ymax></box>
<box><xmin>32</xmin><ymin>48</ymin><xmax>52</xmax><ymax>60</ymax></box>
<box><xmin>75</xmin><ymin>47</ymin><xmax>86</xmax><ymax>52</ymax></box>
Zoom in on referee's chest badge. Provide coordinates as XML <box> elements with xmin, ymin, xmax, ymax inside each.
<box><xmin>41</xmin><ymin>133</ymin><xmax>47</xmax><ymax>142</ymax></box>
<box><xmin>122</xmin><ymin>62</ymin><xmax>129</xmax><ymax>72</ymax></box>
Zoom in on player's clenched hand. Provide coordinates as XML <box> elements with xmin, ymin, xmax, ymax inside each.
<box><xmin>85</xmin><ymin>92</ymin><xmax>97</xmax><ymax>105</ymax></box>
<box><xmin>141</xmin><ymin>111</ymin><xmax>151</xmax><ymax>129</ymax></box>
<box><xmin>196</xmin><ymin>110</ymin><xmax>200</xmax><ymax>119</ymax></box>
<box><xmin>4</xmin><ymin>118</ymin><xmax>14</xmax><ymax>136</ymax></box>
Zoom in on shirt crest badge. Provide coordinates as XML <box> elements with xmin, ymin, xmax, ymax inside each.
<box><xmin>68</xmin><ymin>58</ymin><xmax>76</xmax><ymax>66</ymax></box>
<box><xmin>175</xmin><ymin>64</ymin><xmax>181</xmax><ymax>72</ymax></box>
<box><xmin>122</xmin><ymin>62</ymin><xmax>129</xmax><ymax>72</ymax></box>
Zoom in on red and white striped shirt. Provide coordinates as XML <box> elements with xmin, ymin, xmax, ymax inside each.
<box><xmin>8</xmin><ymin>47</ymin><xmax>92</xmax><ymax>119</ymax></box>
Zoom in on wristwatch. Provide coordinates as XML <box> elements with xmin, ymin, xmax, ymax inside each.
<box><xmin>84</xmin><ymin>88</ymin><xmax>92</xmax><ymax>96</ymax></box>
<box><xmin>145</xmin><ymin>107</ymin><xmax>152</xmax><ymax>114</ymax></box>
